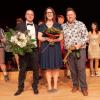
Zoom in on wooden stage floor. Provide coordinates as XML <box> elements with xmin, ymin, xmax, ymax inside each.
<box><xmin>0</xmin><ymin>69</ymin><xmax>100</xmax><ymax>100</ymax></box>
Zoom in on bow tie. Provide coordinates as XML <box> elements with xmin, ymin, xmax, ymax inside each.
<box><xmin>27</xmin><ymin>23</ymin><xmax>33</xmax><ymax>26</ymax></box>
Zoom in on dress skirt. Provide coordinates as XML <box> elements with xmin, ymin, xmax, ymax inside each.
<box><xmin>38</xmin><ymin>23</ymin><xmax>63</xmax><ymax>70</ymax></box>
<box><xmin>40</xmin><ymin>41</ymin><xmax>63</xmax><ymax>70</ymax></box>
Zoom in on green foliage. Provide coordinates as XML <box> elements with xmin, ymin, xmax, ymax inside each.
<box><xmin>5</xmin><ymin>29</ymin><xmax>14</xmax><ymax>40</ymax></box>
<box><xmin>44</xmin><ymin>27</ymin><xmax>61</xmax><ymax>35</ymax></box>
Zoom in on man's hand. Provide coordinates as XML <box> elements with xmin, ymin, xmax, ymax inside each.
<box><xmin>75</xmin><ymin>44</ymin><xmax>82</xmax><ymax>49</ymax></box>
<box><xmin>1</xmin><ymin>38</ymin><xmax>6</xmax><ymax>43</ymax></box>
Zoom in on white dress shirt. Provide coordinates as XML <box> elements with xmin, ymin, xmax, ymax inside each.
<box><xmin>26</xmin><ymin>21</ymin><xmax>37</xmax><ymax>47</ymax></box>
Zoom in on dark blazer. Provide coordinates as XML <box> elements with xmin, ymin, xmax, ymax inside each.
<box><xmin>16</xmin><ymin>22</ymin><xmax>39</xmax><ymax>47</ymax></box>
<box><xmin>15</xmin><ymin>23</ymin><xmax>39</xmax><ymax>91</ymax></box>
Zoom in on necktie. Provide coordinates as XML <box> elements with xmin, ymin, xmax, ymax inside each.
<box><xmin>27</xmin><ymin>23</ymin><xmax>33</xmax><ymax>26</ymax></box>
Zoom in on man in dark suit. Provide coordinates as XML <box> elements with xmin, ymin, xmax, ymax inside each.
<box><xmin>14</xmin><ymin>9</ymin><xmax>39</xmax><ymax>96</ymax></box>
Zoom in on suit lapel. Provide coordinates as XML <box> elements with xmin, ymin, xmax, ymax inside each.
<box><xmin>34</xmin><ymin>24</ymin><xmax>38</xmax><ymax>47</ymax></box>
<box><xmin>23</xmin><ymin>22</ymin><xmax>27</xmax><ymax>31</ymax></box>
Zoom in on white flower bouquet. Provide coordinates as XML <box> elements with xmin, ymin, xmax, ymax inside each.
<box><xmin>5</xmin><ymin>29</ymin><xmax>36</xmax><ymax>55</ymax></box>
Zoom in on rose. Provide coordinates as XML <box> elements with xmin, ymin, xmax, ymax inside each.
<box><xmin>44</xmin><ymin>27</ymin><xmax>61</xmax><ymax>45</ymax></box>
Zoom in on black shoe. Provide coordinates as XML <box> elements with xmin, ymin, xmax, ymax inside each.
<box><xmin>48</xmin><ymin>89</ymin><xmax>53</xmax><ymax>93</ymax></box>
<box><xmin>4</xmin><ymin>75</ymin><xmax>9</xmax><ymax>82</ymax></box>
<box><xmin>14</xmin><ymin>89</ymin><xmax>23</xmax><ymax>96</ymax></box>
<box><xmin>67</xmin><ymin>75</ymin><xmax>72</xmax><ymax>79</ymax></box>
<box><xmin>33</xmin><ymin>89</ymin><xmax>39</xmax><ymax>94</ymax></box>
<box><xmin>72</xmin><ymin>86</ymin><xmax>79</xmax><ymax>93</ymax></box>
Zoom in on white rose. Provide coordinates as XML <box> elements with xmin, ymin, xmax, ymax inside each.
<box><xmin>17</xmin><ymin>41</ymin><xmax>22</xmax><ymax>47</ymax></box>
<box><xmin>28</xmin><ymin>32</ymin><xmax>35</xmax><ymax>39</ymax></box>
<box><xmin>19</xmin><ymin>33</ymin><xmax>26</xmax><ymax>40</ymax></box>
<box><xmin>17</xmin><ymin>32</ymin><xmax>21</xmax><ymax>35</ymax></box>
<box><xmin>20</xmin><ymin>42</ymin><xmax>27</xmax><ymax>48</ymax></box>
<box><xmin>10</xmin><ymin>36</ymin><xmax>15</xmax><ymax>42</ymax></box>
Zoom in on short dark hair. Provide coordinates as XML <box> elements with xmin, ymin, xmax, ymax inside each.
<box><xmin>25</xmin><ymin>9</ymin><xmax>34</xmax><ymax>15</ymax></box>
<box><xmin>91</xmin><ymin>21</ymin><xmax>99</xmax><ymax>33</ymax></box>
<box><xmin>57</xmin><ymin>15</ymin><xmax>65</xmax><ymax>19</ymax></box>
<box><xmin>66</xmin><ymin>7</ymin><xmax>76</xmax><ymax>14</ymax></box>
<box><xmin>16</xmin><ymin>18</ymin><xmax>23</xmax><ymax>24</ymax></box>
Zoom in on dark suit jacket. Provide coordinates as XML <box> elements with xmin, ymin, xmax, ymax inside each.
<box><xmin>16</xmin><ymin>22</ymin><xmax>39</xmax><ymax>71</ymax></box>
<box><xmin>16</xmin><ymin>22</ymin><xmax>39</xmax><ymax>47</ymax></box>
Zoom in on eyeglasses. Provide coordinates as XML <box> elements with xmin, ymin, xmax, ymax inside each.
<box><xmin>46</xmin><ymin>12</ymin><xmax>53</xmax><ymax>14</ymax></box>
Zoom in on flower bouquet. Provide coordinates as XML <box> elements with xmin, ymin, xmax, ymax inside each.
<box><xmin>75</xmin><ymin>49</ymin><xmax>80</xmax><ymax>59</ymax></box>
<box><xmin>63</xmin><ymin>46</ymin><xmax>75</xmax><ymax>64</ymax></box>
<box><xmin>63</xmin><ymin>46</ymin><xmax>81</xmax><ymax>64</ymax></box>
<box><xmin>5</xmin><ymin>29</ymin><xmax>36</xmax><ymax>55</ymax></box>
<box><xmin>44</xmin><ymin>27</ymin><xmax>61</xmax><ymax>45</ymax></box>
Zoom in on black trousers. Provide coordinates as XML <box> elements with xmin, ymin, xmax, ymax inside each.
<box><xmin>18</xmin><ymin>49</ymin><xmax>39</xmax><ymax>90</ymax></box>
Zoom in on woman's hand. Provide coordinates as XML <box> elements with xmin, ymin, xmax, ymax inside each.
<box><xmin>46</xmin><ymin>38</ymin><xmax>54</xmax><ymax>43</ymax></box>
<box><xmin>53</xmin><ymin>33</ymin><xmax>63</xmax><ymax>42</ymax></box>
<box><xmin>53</xmin><ymin>38</ymin><xmax>60</xmax><ymax>42</ymax></box>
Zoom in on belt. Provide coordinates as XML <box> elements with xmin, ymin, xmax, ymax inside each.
<box><xmin>71</xmin><ymin>48</ymin><xmax>86</xmax><ymax>53</ymax></box>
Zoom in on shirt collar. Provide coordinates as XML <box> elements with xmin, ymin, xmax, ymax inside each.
<box><xmin>26</xmin><ymin>21</ymin><xmax>34</xmax><ymax>25</ymax></box>
<box><xmin>66</xmin><ymin>19</ymin><xmax>76</xmax><ymax>26</ymax></box>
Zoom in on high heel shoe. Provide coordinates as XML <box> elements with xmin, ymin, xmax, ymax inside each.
<box><xmin>90</xmin><ymin>71</ymin><xmax>94</xmax><ymax>77</ymax></box>
<box><xmin>95</xmin><ymin>72</ymin><xmax>100</xmax><ymax>77</ymax></box>
<box><xmin>4</xmin><ymin>75</ymin><xmax>9</xmax><ymax>82</ymax></box>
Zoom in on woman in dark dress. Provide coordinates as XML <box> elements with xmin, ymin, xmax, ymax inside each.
<box><xmin>0</xmin><ymin>28</ymin><xmax>9</xmax><ymax>81</ymax></box>
<box><xmin>38</xmin><ymin>7</ymin><xmax>63</xmax><ymax>92</ymax></box>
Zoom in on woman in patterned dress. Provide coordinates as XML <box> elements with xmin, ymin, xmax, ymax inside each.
<box><xmin>0</xmin><ymin>28</ymin><xmax>9</xmax><ymax>81</ymax></box>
